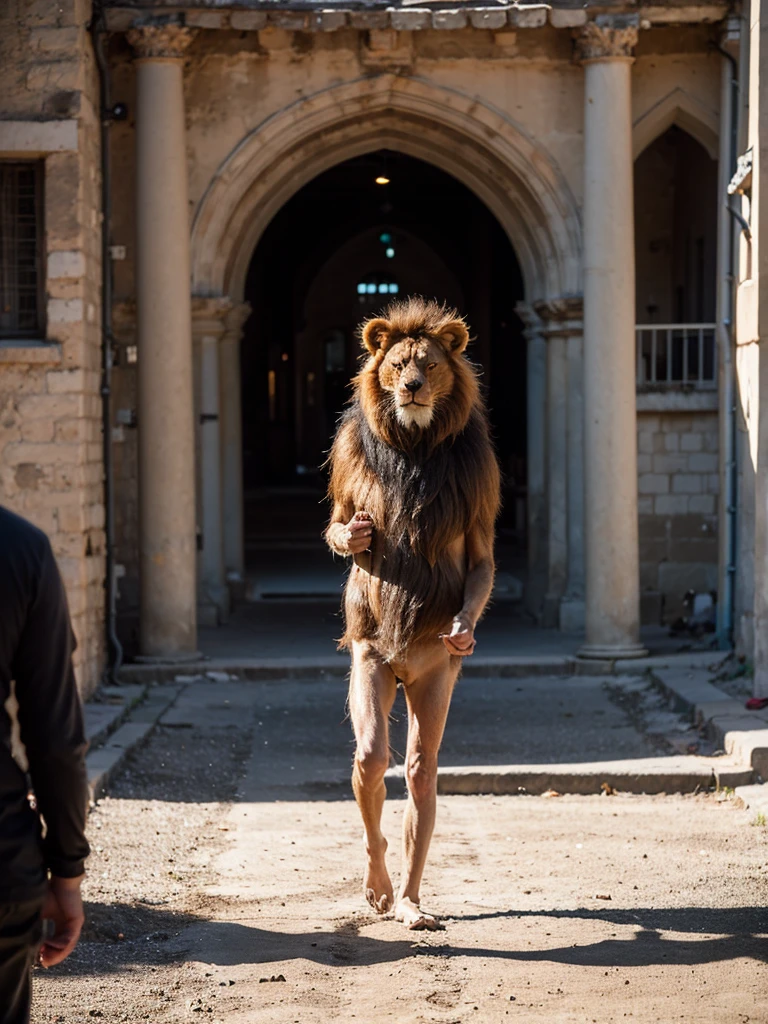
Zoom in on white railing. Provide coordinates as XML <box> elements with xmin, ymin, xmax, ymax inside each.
<box><xmin>636</xmin><ymin>323</ymin><xmax>717</xmax><ymax>390</ymax></box>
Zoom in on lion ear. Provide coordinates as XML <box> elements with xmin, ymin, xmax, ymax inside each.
<box><xmin>361</xmin><ymin>318</ymin><xmax>391</xmax><ymax>354</ymax></box>
<box><xmin>439</xmin><ymin>320</ymin><xmax>469</xmax><ymax>354</ymax></box>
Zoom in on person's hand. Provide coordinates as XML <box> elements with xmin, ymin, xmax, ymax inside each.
<box><xmin>340</xmin><ymin>511</ymin><xmax>374</xmax><ymax>555</ymax></box>
<box><xmin>440</xmin><ymin>612</ymin><xmax>476</xmax><ymax>656</ymax></box>
<box><xmin>39</xmin><ymin>874</ymin><xmax>85</xmax><ymax>967</ymax></box>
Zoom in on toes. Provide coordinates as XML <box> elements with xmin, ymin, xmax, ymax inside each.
<box><xmin>408</xmin><ymin>914</ymin><xmax>441</xmax><ymax>931</ymax></box>
<box><xmin>365</xmin><ymin>888</ymin><xmax>377</xmax><ymax>909</ymax></box>
<box><xmin>376</xmin><ymin>894</ymin><xmax>390</xmax><ymax>914</ymax></box>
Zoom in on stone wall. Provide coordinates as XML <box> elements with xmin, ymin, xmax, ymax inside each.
<box><xmin>637</xmin><ymin>404</ymin><xmax>719</xmax><ymax>622</ymax></box>
<box><xmin>0</xmin><ymin>0</ymin><xmax>104</xmax><ymax>695</ymax></box>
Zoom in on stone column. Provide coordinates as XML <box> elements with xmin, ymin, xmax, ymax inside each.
<box><xmin>516</xmin><ymin>303</ymin><xmax>548</xmax><ymax>619</ymax></box>
<box><xmin>542</xmin><ymin>298</ymin><xmax>586</xmax><ymax>632</ymax></box>
<box><xmin>575</xmin><ymin>19</ymin><xmax>647</xmax><ymax>658</ymax></box>
<box><xmin>539</xmin><ymin>308</ymin><xmax>568</xmax><ymax>626</ymax></box>
<box><xmin>128</xmin><ymin>20</ymin><xmax>198</xmax><ymax>660</ymax></box>
<box><xmin>220</xmin><ymin>303</ymin><xmax>251</xmax><ymax>596</ymax></box>
<box><xmin>192</xmin><ymin>298</ymin><xmax>232</xmax><ymax>625</ymax></box>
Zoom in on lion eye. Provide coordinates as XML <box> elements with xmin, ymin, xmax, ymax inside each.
<box><xmin>427</xmin><ymin>362</ymin><xmax>437</xmax><ymax>371</ymax></box>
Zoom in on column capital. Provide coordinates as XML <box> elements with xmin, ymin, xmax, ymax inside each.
<box><xmin>224</xmin><ymin>302</ymin><xmax>252</xmax><ymax>341</ymax></box>
<box><xmin>514</xmin><ymin>301</ymin><xmax>543</xmax><ymax>338</ymax></box>
<box><xmin>534</xmin><ymin>295</ymin><xmax>583</xmax><ymax>337</ymax></box>
<box><xmin>191</xmin><ymin>296</ymin><xmax>234</xmax><ymax>340</ymax></box>
<box><xmin>573</xmin><ymin>17</ymin><xmax>639</xmax><ymax>63</ymax></box>
<box><xmin>127</xmin><ymin>18</ymin><xmax>196</xmax><ymax>60</ymax></box>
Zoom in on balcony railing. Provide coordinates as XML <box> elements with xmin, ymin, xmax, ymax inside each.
<box><xmin>636</xmin><ymin>323</ymin><xmax>717</xmax><ymax>390</ymax></box>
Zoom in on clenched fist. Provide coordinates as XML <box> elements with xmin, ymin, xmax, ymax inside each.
<box><xmin>328</xmin><ymin>510</ymin><xmax>373</xmax><ymax>556</ymax></box>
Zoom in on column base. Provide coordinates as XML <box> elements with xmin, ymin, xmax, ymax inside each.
<box><xmin>559</xmin><ymin>597</ymin><xmax>585</xmax><ymax>632</ymax></box>
<box><xmin>577</xmin><ymin>641</ymin><xmax>649</xmax><ymax>660</ymax></box>
<box><xmin>135</xmin><ymin>650</ymin><xmax>203</xmax><ymax>665</ymax></box>
<box><xmin>197</xmin><ymin>598</ymin><xmax>219</xmax><ymax>628</ymax></box>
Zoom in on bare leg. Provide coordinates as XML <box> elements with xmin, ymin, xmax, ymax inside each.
<box><xmin>395</xmin><ymin>657</ymin><xmax>460</xmax><ymax>930</ymax></box>
<box><xmin>348</xmin><ymin>642</ymin><xmax>398</xmax><ymax>914</ymax></box>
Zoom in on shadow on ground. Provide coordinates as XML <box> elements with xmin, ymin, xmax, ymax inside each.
<box><xmin>46</xmin><ymin>901</ymin><xmax>767</xmax><ymax>979</ymax></box>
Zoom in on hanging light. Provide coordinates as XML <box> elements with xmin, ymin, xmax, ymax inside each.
<box><xmin>375</xmin><ymin>175</ymin><xmax>390</xmax><ymax>185</ymax></box>
<box><xmin>385</xmin><ymin>247</ymin><xmax>395</xmax><ymax>259</ymax></box>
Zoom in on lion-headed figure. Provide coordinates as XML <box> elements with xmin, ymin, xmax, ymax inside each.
<box><xmin>325</xmin><ymin>297</ymin><xmax>500</xmax><ymax>662</ymax></box>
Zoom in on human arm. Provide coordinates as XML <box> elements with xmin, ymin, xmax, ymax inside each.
<box><xmin>39</xmin><ymin>874</ymin><xmax>85</xmax><ymax>967</ymax></box>
<box><xmin>12</xmin><ymin>536</ymin><xmax>90</xmax><ymax>934</ymax></box>
<box><xmin>441</xmin><ymin>520</ymin><xmax>495</xmax><ymax>657</ymax></box>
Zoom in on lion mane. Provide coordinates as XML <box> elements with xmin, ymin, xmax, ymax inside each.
<box><xmin>326</xmin><ymin>297</ymin><xmax>501</xmax><ymax>661</ymax></box>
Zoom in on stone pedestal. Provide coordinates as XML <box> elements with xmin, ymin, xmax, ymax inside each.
<box><xmin>128</xmin><ymin>21</ymin><xmax>199</xmax><ymax>661</ymax></box>
<box><xmin>575</xmin><ymin>19</ymin><xmax>647</xmax><ymax>659</ymax></box>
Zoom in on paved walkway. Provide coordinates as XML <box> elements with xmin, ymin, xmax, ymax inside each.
<box><xmin>198</xmin><ymin>600</ymin><xmax>707</xmax><ymax>663</ymax></box>
<box><xmin>33</xmin><ymin>674</ymin><xmax>768</xmax><ymax>1024</ymax></box>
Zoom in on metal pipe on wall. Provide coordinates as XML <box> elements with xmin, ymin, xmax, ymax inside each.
<box><xmin>715</xmin><ymin>35</ymin><xmax>739</xmax><ymax>649</ymax></box>
<box><xmin>91</xmin><ymin>2</ymin><xmax>124</xmax><ymax>683</ymax></box>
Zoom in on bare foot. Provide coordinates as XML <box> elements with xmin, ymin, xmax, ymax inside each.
<box><xmin>394</xmin><ymin>896</ymin><xmax>443</xmax><ymax>930</ymax></box>
<box><xmin>363</xmin><ymin>843</ymin><xmax>393</xmax><ymax>915</ymax></box>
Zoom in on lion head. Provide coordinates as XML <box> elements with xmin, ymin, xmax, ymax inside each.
<box><xmin>356</xmin><ymin>297</ymin><xmax>480</xmax><ymax>448</ymax></box>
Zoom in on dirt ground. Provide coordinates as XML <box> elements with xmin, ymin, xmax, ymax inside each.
<box><xmin>31</xmin><ymin>678</ymin><xmax>768</xmax><ymax>1024</ymax></box>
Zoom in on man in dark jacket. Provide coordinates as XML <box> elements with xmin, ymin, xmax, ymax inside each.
<box><xmin>0</xmin><ymin>505</ymin><xmax>90</xmax><ymax>1024</ymax></box>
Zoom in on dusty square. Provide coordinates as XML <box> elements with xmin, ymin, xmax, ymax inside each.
<box><xmin>30</xmin><ymin>678</ymin><xmax>768</xmax><ymax>1024</ymax></box>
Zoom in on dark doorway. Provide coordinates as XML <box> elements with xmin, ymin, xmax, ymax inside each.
<box><xmin>240</xmin><ymin>151</ymin><xmax>526</xmax><ymax>596</ymax></box>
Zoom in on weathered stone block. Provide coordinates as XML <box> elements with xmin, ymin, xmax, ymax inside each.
<box><xmin>26</xmin><ymin>61</ymin><xmax>83</xmax><ymax>96</ymax></box>
<box><xmin>680</xmin><ymin>432</ymin><xmax>703</xmax><ymax>451</ymax></box>
<box><xmin>653</xmin><ymin>453</ymin><xmax>688</xmax><ymax>474</ymax></box>
<box><xmin>46</xmin><ymin>368</ymin><xmax>86</xmax><ymax>393</ymax></box>
<box><xmin>48</xmin><ymin>250</ymin><xmax>85</xmax><ymax>279</ymax></box>
<box><xmin>664</xmin><ymin>433</ymin><xmax>680</xmax><ymax>452</ymax></box>
<box><xmin>349</xmin><ymin>11</ymin><xmax>390</xmax><ymax>29</ymax></box>
<box><xmin>48</xmin><ymin>298</ymin><xmax>84</xmax><ymax>324</ymax></box>
<box><xmin>637</xmin><ymin>432</ymin><xmax>654</xmax><ymax>454</ymax></box>
<box><xmin>672</xmin><ymin>474</ymin><xmax>704</xmax><ymax>494</ymax></box>
<box><xmin>311</xmin><ymin>11</ymin><xmax>348</xmax><ymax>32</ymax></box>
<box><xmin>4</xmin><ymin>442</ymin><xmax>81</xmax><ymax>466</ymax></box>
<box><xmin>688</xmin><ymin>452</ymin><xmax>718</xmax><ymax>473</ymax></box>
<box><xmin>268</xmin><ymin>12</ymin><xmax>308</xmax><ymax>31</ymax></box>
<box><xmin>639</xmin><ymin>473</ymin><xmax>670</xmax><ymax>495</ymax></box>
<box><xmin>30</xmin><ymin>26</ymin><xmax>81</xmax><ymax>54</ymax></box>
<box><xmin>432</xmin><ymin>10</ymin><xmax>468</xmax><ymax>30</ymax></box>
<box><xmin>509</xmin><ymin>5</ymin><xmax>548</xmax><ymax>28</ymax></box>
<box><xmin>20</xmin><ymin>420</ymin><xmax>55</xmax><ymax>443</ymax></box>
<box><xmin>637</xmin><ymin>453</ymin><xmax>652</xmax><ymax>473</ymax></box>
<box><xmin>688</xmin><ymin>495</ymin><xmax>716</xmax><ymax>515</ymax></box>
<box><xmin>399</xmin><ymin>9</ymin><xmax>436</xmax><ymax>31</ymax></box>
<box><xmin>185</xmin><ymin>12</ymin><xmax>224</xmax><ymax>29</ymax></box>
<box><xmin>230</xmin><ymin>12</ymin><xmax>268</xmax><ymax>31</ymax></box>
<box><xmin>14</xmin><ymin>463</ymin><xmax>45</xmax><ymax>490</ymax></box>
<box><xmin>470</xmin><ymin>9</ymin><xmax>509</xmax><ymax>30</ymax></box>
<box><xmin>549</xmin><ymin>8</ymin><xmax>588</xmax><ymax>28</ymax></box>
<box><xmin>654</xmin><ymin>495</ymin><xmax>689</xmax><ymax>515</ymax></box>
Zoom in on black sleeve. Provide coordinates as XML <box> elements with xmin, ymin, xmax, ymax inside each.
<box><xmin>12</xmin><ymin>537</ymin><xmax>90</xmax><ymax>879</ymax></box>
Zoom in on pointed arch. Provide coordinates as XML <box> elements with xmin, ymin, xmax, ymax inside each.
<box><xmin>633</xmin><ymin>87</ymin><xmax>719</xmax><ymax>161</ymax></box>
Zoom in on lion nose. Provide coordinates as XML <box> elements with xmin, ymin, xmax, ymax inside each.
<box><xmin>404</xmin><ymin>379</ymin><xmax>423</xmax><ymax>394</ymax></box>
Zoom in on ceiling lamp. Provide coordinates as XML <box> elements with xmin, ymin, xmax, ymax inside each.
<box><xmin>375</xmin><ymin>175</ymin><xmax>390</xmax><ymax>185</ymax></box>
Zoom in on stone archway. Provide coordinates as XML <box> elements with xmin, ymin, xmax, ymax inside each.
<box><xmin>189</xmin><ymin>73</ymin><xmax>584</xmax><ymax>624</ymax></box>
<box><xmin>190</xmin><ymin>74</ymin><xmax>582</xmax><ymax>305</ymax></box>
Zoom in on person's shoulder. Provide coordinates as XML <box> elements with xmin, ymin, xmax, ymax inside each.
<box><xmin>0</xmin><ymin>505</ymin><xmax>51</xmax><ymax>560</ymax></box>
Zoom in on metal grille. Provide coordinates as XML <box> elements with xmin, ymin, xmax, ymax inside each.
<box><xmin>0</xmin><ymin>163</ymin><xmax>44</xmax><ymax>339</ymax></box>
<box><xmin>636</xmin><ymin>324</ymin><xmax>717</xmax><ymax>391</ymax></box>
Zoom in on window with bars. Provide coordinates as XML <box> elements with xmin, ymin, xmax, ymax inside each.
<box><xmin>0</xmin><ymin>162</ymin><xmax>45</xmax><ymax>339</ymax></box>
